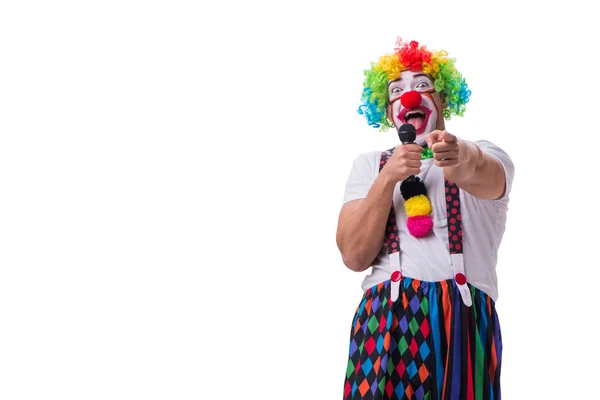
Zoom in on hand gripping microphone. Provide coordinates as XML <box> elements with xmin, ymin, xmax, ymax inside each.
<box><xmin>398</xmin><ymin>123</ymin><xmax>417</xmax><ymax>182</ymax></box>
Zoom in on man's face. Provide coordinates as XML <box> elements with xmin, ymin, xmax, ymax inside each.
<box><xmin>387</xmin><ymin>70</ymin><xmax>446</xmax><ymax>145</ymax></box>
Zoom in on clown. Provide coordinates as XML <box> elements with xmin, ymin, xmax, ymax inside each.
<box><xmin>337</xmin><ymin>39</ymin><xmax>514</xmax><ymax>399</ymax></box>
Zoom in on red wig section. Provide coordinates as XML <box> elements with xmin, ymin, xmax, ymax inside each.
<box><xmin>396</xmin><ymin>40</ymin><xmax>433</xmax><ymax>72</ymax></box>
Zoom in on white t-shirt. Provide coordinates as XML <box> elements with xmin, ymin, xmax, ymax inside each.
<box><xmin>342</xmin><ymin>140</ymin><xmax>514</xmax><ymax>301</ymax></box>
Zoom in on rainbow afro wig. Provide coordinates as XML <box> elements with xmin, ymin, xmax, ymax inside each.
<box><xmin>358</xmin><ymin>38</ymin><xmax>471</xmax><ymax>130</ymax></box>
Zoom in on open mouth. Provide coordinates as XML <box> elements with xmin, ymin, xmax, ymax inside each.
<box><xmin>397</xmin><ymin>107</ymin><xmax>432</xmax><ymax>134</ymax></box>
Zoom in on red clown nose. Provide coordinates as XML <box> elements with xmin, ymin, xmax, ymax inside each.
<box><xmin>400</xmin><ymin>91</ymin><xmax>422</xmax><ymax>108</ymax></box>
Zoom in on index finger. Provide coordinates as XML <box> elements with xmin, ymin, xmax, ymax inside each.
<box><xmin>440</xmin><ymin>130</ymin><xmax>457</xmax><ymax>143</ymax></box>
<box><xmin>425</xmin><ymin>130</ymin><xmax>443</xmax><ymax>148</ymax></box>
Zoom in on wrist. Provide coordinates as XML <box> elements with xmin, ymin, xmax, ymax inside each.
<box><xmin>445</xmin><ymin>140</ymin><xmax>480</xmax><ymax>182</ymax></box>
<box><xmin>378</xmin><ymin>169</ymin><xmax>401</xmax><ymax>189</ymax></box>
<box><xmin>461</xmin><ymin>139</ymin><xmax>477</xmax><ymax>164</ymax></box>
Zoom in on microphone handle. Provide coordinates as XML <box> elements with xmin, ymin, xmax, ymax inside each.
<box><xmin>402</xmin><ymin>140</ymin><xmax>417</xmax><ymax>182</ymax></box>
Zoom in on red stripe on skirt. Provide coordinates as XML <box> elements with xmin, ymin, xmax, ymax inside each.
<box><xmin>441</xmin><ymin>280</ymin><xmax>451</xmax><ymax>399</ymax></box>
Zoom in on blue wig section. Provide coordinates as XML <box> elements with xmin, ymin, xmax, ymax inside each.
<box><xmin>459</xmin><ymin>82</ymin><xmax>471</xmax><ymax>101</ymax></box>
<box><xmin>449</xmin><ymin>81</ymin><xmax>472</xmax><ymax>116</ymax></box>
<box><xmin>357</xmin><ymin>88</ymin><xmax>383</xmax><ymax>129</ymax></box>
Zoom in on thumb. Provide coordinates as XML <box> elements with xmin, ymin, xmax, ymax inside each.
<box><xmin>425</xmin><ymin>130</ymin><xmax>442</xmax><ymax>148</ymax></box>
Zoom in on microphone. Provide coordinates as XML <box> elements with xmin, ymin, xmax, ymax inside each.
<box><xmin>398</xmin><ymin>123</ymin><xmax>416</xmax><ymax>145</ymax></box>
<box><xmin>398</xmin><ymin>123</ymin><xmax>417</xmax><ymax>182</ymax></box>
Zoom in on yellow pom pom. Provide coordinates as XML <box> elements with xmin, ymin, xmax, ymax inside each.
<box><xmin>404</xmin><ymin>195</ymin><xmax>432</xmax><ymax>217</ymax></box>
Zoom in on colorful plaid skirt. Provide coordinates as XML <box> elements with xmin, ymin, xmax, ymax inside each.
<box><xmin>343</xmin><ymin>277</ymin><xmax>501</xmax><ymax>400</ymax></box>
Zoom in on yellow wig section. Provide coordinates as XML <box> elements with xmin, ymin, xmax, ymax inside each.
<box><xmin>374</xmin><ymin>54</ymin><xmax>402</xmax><ymax>81</ymax></box>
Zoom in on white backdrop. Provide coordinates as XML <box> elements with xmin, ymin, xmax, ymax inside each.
<box><xmin>1</xmin><ymin>0</ymin><xmax>599</xmax><ymax>399</ymax></box>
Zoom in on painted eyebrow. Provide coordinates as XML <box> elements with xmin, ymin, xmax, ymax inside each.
<box><xmin>412</xmin><ymin>73</ymin><xmax>432</xmax><ymax>80</ymax></box>
<box><xmin>388</xmin><ymin>73</ymin><xmax>433</xmax><ymax>86</ymax></box>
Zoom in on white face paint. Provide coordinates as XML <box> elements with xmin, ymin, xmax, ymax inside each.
<box><xmin>388</xmin><ymin>70</ymin><xmax>443</xmax><ymax>145</ymax></box>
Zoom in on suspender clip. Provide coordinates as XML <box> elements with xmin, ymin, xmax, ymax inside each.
<box><xmin>390</xmin><ymin>271</ymin><xmax>402</xmax><ymax>303</ymax></box>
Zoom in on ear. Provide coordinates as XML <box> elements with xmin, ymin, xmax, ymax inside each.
<box><xmin>440</xmin><ymin>93</ymin><xmax>448</xmax><ymax>110</ymax></box>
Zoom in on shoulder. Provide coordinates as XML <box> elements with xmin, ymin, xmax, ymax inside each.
<box><xmin>475</xmin><ymin>140</ymin><xmax>513</xmax><ymax>168</ymax></box>
<box><xmin>350</xmin><ymin>150</ymin><xmax>385</xmax><ymax>173</ymax></box>
<box><xmin>342</xmin><ymin>150</ymin><xmax>386</xmax><ymax>204</ymax></box>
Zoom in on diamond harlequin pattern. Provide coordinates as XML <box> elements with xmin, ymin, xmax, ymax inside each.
<box><xmin>344</xmin><ymin>280</ymin><xmax>432</xmax><ymax>399</ymax></box>
<box><xmin>343</xmin><ymin>278</ymin><xmax>504</xmax><ymax>400</ymax></box>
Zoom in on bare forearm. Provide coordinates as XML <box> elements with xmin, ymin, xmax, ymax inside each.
<box><xmin>337</xmin><ymin>173</ymin><xmax>397</xmax><ymax>272</ymax></box>
<box><xmin>444</xmin><ymin>140</ymin><xmax>505</xmax><ymax>200</ymax></box>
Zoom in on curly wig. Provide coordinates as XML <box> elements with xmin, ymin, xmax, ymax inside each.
<box><xmin>358</xmin><ymin>38</ymin><xmax>471</xmax><ymax>130</ymax></box>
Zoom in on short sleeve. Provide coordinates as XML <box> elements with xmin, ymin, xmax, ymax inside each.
<box><xmin>342</xmin><ymin>151</ymin><xmax>379</xmax><ymax>204</ymax></box>
<box><xmin>476</xmin><ymin>140</ymin><xmax>515</xmax><ymax>200</ymax></box>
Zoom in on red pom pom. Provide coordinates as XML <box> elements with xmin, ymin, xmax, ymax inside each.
<box><xmin>391</xmin><ymin>271</ymin><xmax>402</xmax><ymax>282</ymax></box>
<box><xmin>401</xmin><ymin>91</ymin><xmax>422</xmax><ymax>108</ymax></box>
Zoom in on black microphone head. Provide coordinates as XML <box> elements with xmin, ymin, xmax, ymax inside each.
<box><xmin>398</xmin><ymin>123</ymin><xmax>416</xmax><ymax>144</ymax></box>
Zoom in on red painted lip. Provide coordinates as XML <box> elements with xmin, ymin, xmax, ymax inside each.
<box><xmin>397</xmin><ymin>106</ymin><xmax>432</xmax><ymax>135</ymax></box>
